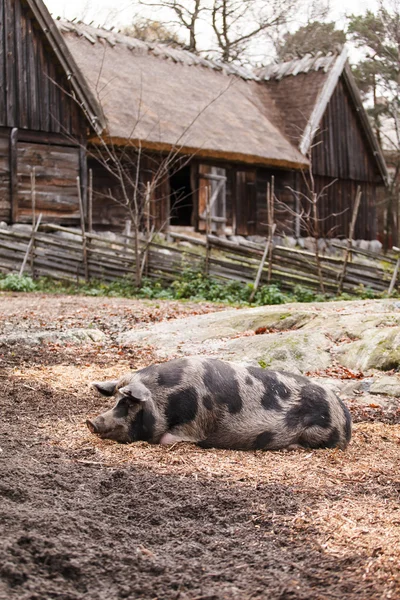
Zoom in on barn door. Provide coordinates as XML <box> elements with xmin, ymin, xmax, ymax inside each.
<box><xmin>235</xmin><ymin>170</ymin><xmax>256</xmax><ymax>235</ymax></box>
<box><xmin>198</xmin><ymin>164</ymin><xmax>226</xmax><ymax>233</ymax></box>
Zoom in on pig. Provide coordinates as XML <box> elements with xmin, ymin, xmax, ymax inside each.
<box><xmin>87</xmin><ymin>357</ymin><xmax>352</xmax><ymax>451</ymax></box>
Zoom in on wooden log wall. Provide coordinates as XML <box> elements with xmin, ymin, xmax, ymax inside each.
<box><xmin>16</xmin><ymin>141</ymin><xmax>81</xmax><ymax>221</ymax></box>
<box><xmin>88</xmin><ymin>152</ymin><xmax>170</xmax><ymax>231</ymax></box>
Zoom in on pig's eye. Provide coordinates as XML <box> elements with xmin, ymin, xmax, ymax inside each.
<box><xmin>113</xmin><ymin>397</ymin><xmax>130</xmax><ymax>418</ymax></box>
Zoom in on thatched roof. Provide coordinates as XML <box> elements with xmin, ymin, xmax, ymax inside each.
<box><xmin>56</xmin><ymin>20</ymin><xmax>307</xmax><ymax>170</ymax></box>
<box><xmin>259</xmin><ymin>58</ymin><xmax>334</xmax><ymax>149</ymax></box>
<box><xmin>51</xmin><ymin>18</ymin><xmax>386</xmax><ymax>180</ymax></box>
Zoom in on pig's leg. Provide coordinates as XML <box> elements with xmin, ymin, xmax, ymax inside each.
<box><xmin>159</xmin><ymin>433</ymin><xmax>181</xmax><ymax>445</ymax></box>
<box><xmin>159</xmin><ymin>432</ymin><xmax>200</xmax><ymax>445</ymax></box>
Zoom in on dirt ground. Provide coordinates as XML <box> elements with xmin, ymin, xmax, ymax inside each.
<box><xmin>0</xmin><ymin>294</ymin><xmax>399</xmax><ymax>600</ymax></box>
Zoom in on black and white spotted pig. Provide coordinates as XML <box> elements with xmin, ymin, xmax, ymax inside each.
<box><xmin>87</xmin><ymin>357</ymin><xmax>352</xmax><ymax>450</ymax></box>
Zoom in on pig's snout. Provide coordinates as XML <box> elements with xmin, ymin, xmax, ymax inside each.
<box><xmin>86</xmin><ymin>419</ymin><xmax>99</xmax><ymax>435</ymax></box>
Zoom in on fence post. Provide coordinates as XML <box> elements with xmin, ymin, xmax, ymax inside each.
<box><xmin>249</xmin><ymin>223</ymin><xmax>276</xmax><ymax>302</ymax></box>
<box><xmin>30</xmin><ymin>167</ymin><xmax>36</xmax><ymax>276</ymax></box>
<box><xmin>337</xmin><ymin>186</ymin><xmax>362</xmax><ymax>294</ymax></box>
<box><xmin>388</xmin><ymin>246</ymin><xmax>400</xmax><ymax>295</ymax></box>
<box><xmin>87</xmin><ymin>168</ymin><xmax>93</xmax><ymax>234</ymax></box>
<box><xmin>205</xmin><ymin>185</ymin><xmax>211</xmax><ymax>276</ymax></box>
<box><xmin>19</xmin><ymin>213</ymin><xmax>42</xmax><ymax>277</ymax></box>
<box><xmin>77</xmin><ymin>176</ymin><xmax>89</xmax><ymax>283</ymax></box>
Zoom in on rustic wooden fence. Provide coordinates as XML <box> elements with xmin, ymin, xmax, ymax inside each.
<box><xmin>0</xmin><ymin>224</ymin><xmax>396</xmax><ymax>294</ymax></box>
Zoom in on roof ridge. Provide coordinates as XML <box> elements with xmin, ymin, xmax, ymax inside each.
<box><xmin>259</xmin><ymin>49</ymin><xmax>345</xmax><ymax>81</ymax></box>
<box><xmin>55</xmin><ymin>18</ymin><xmax>259</xmax><ymax>81</ymax></box>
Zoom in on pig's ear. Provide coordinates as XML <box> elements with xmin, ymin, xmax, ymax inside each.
<box><xmin>91</xmin><ymin>380</ymin><xmax>119</xmax><ymax>397</ymax></box>
<box><xmin>119</xmin><ymin>381</ymin><xmax>152</xmax><ymax>403</ymax></box>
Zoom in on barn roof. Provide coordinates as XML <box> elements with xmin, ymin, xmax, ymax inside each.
<box><xmin>55</xmin><ymin>20</ymin><xmax>308</xmax><ymax>170</ymax></box>
<box><xmin>29</xmin><ymin>5</ymin><xmax>386</xmax><ymax>180</ymax></box>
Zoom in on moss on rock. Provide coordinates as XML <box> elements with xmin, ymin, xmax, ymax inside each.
<box><xmin>337</xmin><ymin>327</ymin><xmax>400</xmax><ymax>371</ymax></box>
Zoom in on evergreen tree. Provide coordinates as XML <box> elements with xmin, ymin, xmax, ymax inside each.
<box><xmin>277</xmin><ymin>21</ymin><xmax>346</xmax><ymax>61</ymax></box>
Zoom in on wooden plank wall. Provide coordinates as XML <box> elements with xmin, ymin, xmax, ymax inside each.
<box><xmin>249</xmin><ymin>170</ymin><xmax>379</xmax><ymax>240</ymax></box>
<box><xmin>0</xmin><ymin>0</ymin><xmax>85</xmax><ymax>135</ymax></box>
<box><xmin>255</xmin><ymin>168</ymin><xmax>297</xmax><ymax>236</ymax></box>
<box><xmin>308</xmin><ymin>76</ymin><xmax>381</xmax><ymax>240</ymax></box>
<box><xmin>310</xmin><ymin>176</ymin><xmax>377</xmax><ymax>240</ymax></box>
<box><xmin>0</xmin><ymin>131</ymin><xmax>10</xmax><ymax>221</ymax></box>
<box><xmin>246</xmin><ymin>77</ymin><xmax>382</xmax><ymax>240</ymax></box>
<box><xmin>312</xmin><ymin>78</ymin><xmax>380</xmax><ymax>183</ymax></box>
<box><xmin>235</xmin><ymin>170</ymin><xmax>256</xmax><ymax>235</ymax></box>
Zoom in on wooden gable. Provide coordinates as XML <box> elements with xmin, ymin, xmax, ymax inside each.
<box><xmin>311</xmin><ymin>77</ymin><xmax>381</xmax><ymax>184</ymax></box>
<box><xmin>0</xmin><ymin>0</ymin><xmax>86</xmax><ymax>134</ymax></box>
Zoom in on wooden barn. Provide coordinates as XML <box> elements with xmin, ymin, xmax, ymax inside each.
<box><xmin>0</xmin><ymin>0</ymin><xmax>103</xmax><ymax>224</ymax></box>
<box><xmin>0</xmin><ymin>1</ymin><xmax>388</xmax><ymax>240</ymax></box>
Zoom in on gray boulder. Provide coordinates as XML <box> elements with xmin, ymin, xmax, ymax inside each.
<box><xmin>336</xmin><ymin>326</ymin><xmax>400</xmax><ymax>372</ymax></box>
<box><xmin>370</xmin><ymin>375</ymin><xmax>400</xmax><ymax>397</ymax></box>
<box><xmin>0</xmin><ymin>328</ymin><xmax>106</xmax><ymax>346</ymax></box>
<box><xmin>282</xmin><ymin>236</ymin><xmax>297</xmax><ymax>248</ymax></box>
<box><xmin>369</xmin><ymin>240</ymin><xmax>383</xmax><ymax>254</ymax></box>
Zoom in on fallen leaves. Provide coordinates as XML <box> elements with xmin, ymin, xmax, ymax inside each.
<box><xmin>306</xmin><ymin>365</ymin><xmax>365</xmax><ymax>379</ymax></box>
<box><xmin>254</xmin><ymin>326</ymin><xmax>279</xmax><ymax>335</ymax></box>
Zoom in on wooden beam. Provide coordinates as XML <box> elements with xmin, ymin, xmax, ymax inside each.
<box><xmin>87</xmin><ymin>168</ymin><xmax>93</xmax><ymax>233</ymax></box>
<box><xmin>337</xmin><ymin>186</ymin><xmax>362</xmax><ymax>294</ymax></box>
<box><xmin>10</xmin><ymin>127</ymin><xmax>18</xmax><ymax>223</ymax></box>
<box><xmin>199</xmin><ymin>173</ymin><xmax>227</xmax><ymax>182</ymax></box>
<box><xmin>77</xmin><ymin>175</ymin><xmax>89</xmax><ymax>282</ymax></box>
<box><xmin>79</xmin><ymin>138</ymin><xmax>88</xmax><ymax>220</ymax></box>
<box><xmin>17</xmin><ymin>129</ymin><xmax>80</xmax><ymax>146</ymax></box>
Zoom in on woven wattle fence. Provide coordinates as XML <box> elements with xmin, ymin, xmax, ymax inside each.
<box><xmin>0</xmin><ymin>224</ymin><xmax>395</xmax><ymax>294</ymax></box>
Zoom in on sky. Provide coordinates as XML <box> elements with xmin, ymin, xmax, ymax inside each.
<box><xmin>44</xmin><ymin>0</ymin><xmax>378</xmax><ymax>30</ymax></box>
<box><xmin>43</xmin><ymin>0</ymin><xmax>379</xmax><ymax>63</ymax></box>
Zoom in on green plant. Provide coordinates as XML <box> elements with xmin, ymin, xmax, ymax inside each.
<box><xmin>2</xmin><ymin>268</ymin><xmax>379</xmax><ymax>307</ymax></box>
<box><xmin>292</xmin><ymin>285</ymin><xmax>329</xmax><ymax>303</ymax></box>
<box><xmin>0</xmin><ymin>274</ymin><xmax>37</xmax><ymax>292</ymax></box>
<box><xmin>335</xmin><ymin>292</ymin><xmax>355</xmax><ymax>301</ymax></box>
<box><xmin>352</xmin><ymin>283</ymin><xmax>379</xmax><ymax>300</ymax></box>
<box><xmin>252</xmin><ymin>284</ymin><xmax>289</xmax><ymax>305</ymax></box>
